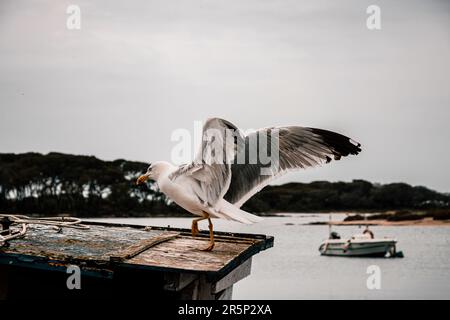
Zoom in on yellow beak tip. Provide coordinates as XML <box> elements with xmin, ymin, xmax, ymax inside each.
<box><xmin>136</xmin><ymin>175</ymin><xmax>148</xmax><ymax>185</ymax></box>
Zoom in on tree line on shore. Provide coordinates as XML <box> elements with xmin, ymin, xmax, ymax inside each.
<box><xmin>0</xmin><ymin>152</ymin><xmax>448</xmax><ymax>217</ymax></box>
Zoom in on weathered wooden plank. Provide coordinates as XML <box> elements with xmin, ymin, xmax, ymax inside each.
<box><xmin>0</xmin><ymin>220</ymin><xmax>274</xmax><ymax>300</ymax></box>
<box><xmin>0</xmin><ymin>221</ymin><xmax>274</xmax><ymax>280</ymax></box>
<box><xmin>1</xmin><ymin>224</ymin><xmax>172</xmax><ymax>262</ymax></box>
<box><xmin>109</xmin><ymin>232</ymin><xmax>179</xmax><ymax>262</ymax></box>
<box><xmin>126</xmin><ymin>237</ymin><xmax>250</xmax><ymax>272</ymax></box>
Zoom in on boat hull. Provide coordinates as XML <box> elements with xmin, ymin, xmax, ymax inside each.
<box><xmin>319</xmin><ymin>240</ymin><xmax>397</xmax><ymax>257</ymax></box>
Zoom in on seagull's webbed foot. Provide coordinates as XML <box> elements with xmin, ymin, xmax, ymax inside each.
<box><xmin>201</xmin><ymin>242</ymin><xmax>215</xmax><ymax>252</ymax></box>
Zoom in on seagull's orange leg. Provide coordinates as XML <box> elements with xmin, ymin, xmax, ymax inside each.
<box><xmin>191</xmin><ymin>215</ymin><xmax>207</xmax><ymax>237</ymax></box>
<box><xmin>201</xmin><ymin>217</ymin><xmax>215</xmax><ymax>252</ymax></box>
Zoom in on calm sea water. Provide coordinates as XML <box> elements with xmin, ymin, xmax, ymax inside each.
<box><xmin>90</xmin><ymin>214</ymin><xmax>450</xmax><ymax>299</ymax></box>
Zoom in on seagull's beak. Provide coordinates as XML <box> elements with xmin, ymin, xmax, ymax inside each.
<box><xmin>136</xmin><ymin>173</ymin><xmax>150</xmax><ymax>185</ymax></box>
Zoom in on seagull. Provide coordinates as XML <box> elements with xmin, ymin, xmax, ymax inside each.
<box><xmin>136</xmin><ymin>118</ymin><xmax>361</xmax><ymax>251</ymax></box>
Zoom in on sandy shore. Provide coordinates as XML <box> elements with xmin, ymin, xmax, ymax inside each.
<box><xmin>329</xmin><ymin>217</ymin><xmax>450</xmax><ymax>226</ymax></box>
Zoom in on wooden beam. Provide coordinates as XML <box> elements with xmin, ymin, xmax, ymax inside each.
<box><xmin>164</xmin><ymin>272</ymin><xmax>198</xmax><ymax>292</ymax></box>
<box><xmin>196</xmin><ymin>276</ymin><xmax>215</xmax><ymax>300</ymax></box>
<box><xmin>213</xmin><ymin>258</ymin><xmax>252</xmax><ymax>294</ymax></box>
<box><xmin>216</xmin><ymin>286</ymin><xmax>233</xmax><ymax>300</ymax></box>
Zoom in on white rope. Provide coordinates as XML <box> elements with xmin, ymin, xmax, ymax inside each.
<box><xmin>0</xmin><ymin>214</ymin><xmax>89</xmax><ymax>247</ymax></box>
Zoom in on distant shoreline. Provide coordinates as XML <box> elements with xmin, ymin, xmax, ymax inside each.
<box><xmin>3</xmin><ymin>152</ymin><xmax>450</xmax><ymax>218</ymax></box>
<box><xmin>327</xmin><ymin>217</ymin><xmax>450</xmax><ymax>226</ymax></box>
<box><xmin>306</xmin><ymin>209</ymin><xmax>450</xmax><ymax>226</ymax></box>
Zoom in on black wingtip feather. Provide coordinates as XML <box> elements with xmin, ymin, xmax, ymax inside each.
<box><xmin>310</xmin><ymin>128</ymin><xmax>362</xmax><ymax>159</ymax></box>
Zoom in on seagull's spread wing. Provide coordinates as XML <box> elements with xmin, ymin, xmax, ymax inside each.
<box><xmin>224</xmin><ymin>126</ymin><xmax>362</xmax><ymax>208</ymax></box>
<box><xmin>169</xmin><ymin>118</ymin><xmax>244</xmax><ymax>207</ymax></box>
<box><xmin>169</xmin><ymin>118</ymin><xmax>361</xmax><ymax>209</ymax></box>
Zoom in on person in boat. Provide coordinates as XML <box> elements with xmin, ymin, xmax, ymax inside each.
<box><xmin>363</xmin><ymin>226</ymin><xmax>374</xmax><ymax>239</ymax></box>
<box><xmin>329</xmin><ymin>231</ymin><xmax>341</xmax><ymax>239</ymax></box>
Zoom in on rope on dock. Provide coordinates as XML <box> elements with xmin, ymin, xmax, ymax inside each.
<box><xmin>0</xmin><ymin>214</ymin><xmax>89</xmax><ymax>247</ymax></box>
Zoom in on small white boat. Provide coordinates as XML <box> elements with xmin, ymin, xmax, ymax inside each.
<box><xmin>319</xmin><ymin>228</ymin><xmax>400</xmax><ymax>257</ymax></box>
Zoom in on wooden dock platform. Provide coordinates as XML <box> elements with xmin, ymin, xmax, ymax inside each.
<box><xmin>0</xmin><ymin>219</ymin><xmax>273</xmax><ymax>299</ymax></box>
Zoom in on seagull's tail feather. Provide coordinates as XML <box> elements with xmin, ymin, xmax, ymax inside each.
<box><xmin>213</xmin><ymin>200</ymin><xmax>263</xmax><ymax>224</ymax></box>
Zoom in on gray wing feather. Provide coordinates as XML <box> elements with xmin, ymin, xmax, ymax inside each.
<box><xmin>224</xmin><ymin>126</ymin><xmax>361</xmax><ymax>207</ymax></box>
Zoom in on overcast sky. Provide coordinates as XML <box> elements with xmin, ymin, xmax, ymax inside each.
<box><xmin>0</xmin><ymin>0</ymin><xmax>449</xmax><ymax>191</ymax></box>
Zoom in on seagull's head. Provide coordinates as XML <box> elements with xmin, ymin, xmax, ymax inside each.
<box><xmin>136</xmin><ymin>163</ymin><xmax>154</xmax><ymax>185</ymax></box>
<box><xmin>136</xmin><ymin>161</ymin><xmax>171</xmax><ymax>185</ymax></box>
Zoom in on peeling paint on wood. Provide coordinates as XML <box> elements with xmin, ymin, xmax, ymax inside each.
<box><xmin>0</xmin><ymin>220</ymin><xmax>273</xmax><ymax>299</ymax></box>
<box><xmin>0</xmin><ymin>221</ymin><xmax>273</xmax><ymax>277</ymax></box>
